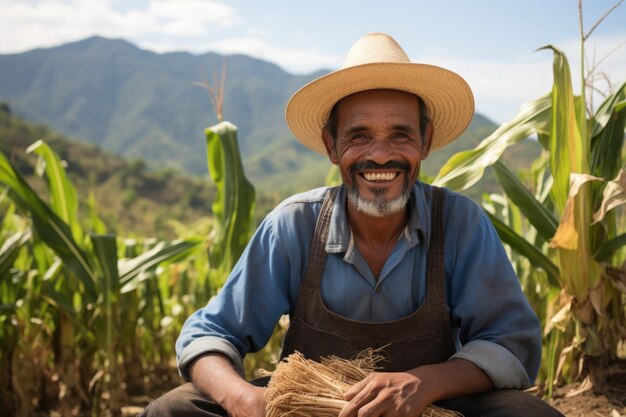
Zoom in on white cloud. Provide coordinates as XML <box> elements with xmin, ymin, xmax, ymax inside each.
<box><xmin>206</xmin><ymin>36</ymin><xmax>343</xmax><ymax>73</ymax></box>
<box><xmin>0</xmin><ymin>0</ymin><xmax>241</xmax><ymax>53</ymax></box>
<box><xmin>149</xmin><ymin>0</ymin><xmax>241</xmax><ymax>28</ymax></box>
<box><xmin>412</xmin><ymin>33</ymin><xmax>626</xmax><ymax>123</ymax></box>
<box><xmin>422</xmin><ymin>56</ymin><xmax>553</xmax><ymax>123</ymax></box>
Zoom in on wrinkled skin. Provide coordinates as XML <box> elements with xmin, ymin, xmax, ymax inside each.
<box><xmin>339</xmin><ymin>372</ymin><xmax>430</xmax><ymax>417</ymax></box>
<box><xmin>322</xmin><ymin>89</ymin><xmax>432</xmax><ymax>215</ymax></box>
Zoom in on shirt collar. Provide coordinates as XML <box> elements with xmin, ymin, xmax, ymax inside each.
<box><xmin>325</xmin><ymin>183</ymin><xmax>431</xmax><ymax>253</ymax></box>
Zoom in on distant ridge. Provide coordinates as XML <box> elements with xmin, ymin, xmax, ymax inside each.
<box><xmin>0</xmin><ymin>36</ymin><xmax>515</xmax><ymax>193</ymax></box>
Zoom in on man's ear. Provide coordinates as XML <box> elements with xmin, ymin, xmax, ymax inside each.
<box><xmin>322</xmin><ymin>127</ymin><xmax>339</xmax><ymax>165</ymax></box>
<box><xmin>420</xmin><ymin>122</ymin><xmax>434</xmax><ymax>160</ymax></box>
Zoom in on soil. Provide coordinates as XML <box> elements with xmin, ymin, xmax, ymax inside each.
<box><xmin>120</xmin><ymin>371</ymin><xmax>626</xmax><ymax>417</ymax></box>
<box><xmin>547</xmin><ymin>383</ymin><xmax>626</xmax><ymax>416</ymax></box>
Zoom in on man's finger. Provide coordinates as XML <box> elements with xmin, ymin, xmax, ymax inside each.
<box><xmin>343</xmin><ymin>374</ymin><xmax>372</xmax><ymax>401</ymax></box>
<box><xmin>339</xmin><ymin>379</ymin><xmax>378</xmax><ymax>417</ymax></box>
<box><xmin>355</xmin><ymin>396</ymin><xmax>389</xmax><ymax>417</ymax></box>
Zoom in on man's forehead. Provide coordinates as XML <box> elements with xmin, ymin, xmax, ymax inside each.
<box><xmin>335</xmin><ymin>89</ymin><xmax>423</xmax><ymax>109</ymax></box>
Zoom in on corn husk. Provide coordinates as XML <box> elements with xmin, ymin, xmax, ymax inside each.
<box><xmin>265</xmin><ymin>350</ymin><xmax>463</xmax><ymax>417</ymax></box>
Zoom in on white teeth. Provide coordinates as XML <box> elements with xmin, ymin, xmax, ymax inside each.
<box><xmin>363</xmin><ymin>172</ymin><xmax>397</xmax><ymax>181</ymax></box>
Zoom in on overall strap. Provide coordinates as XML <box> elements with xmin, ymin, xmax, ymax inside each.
<box><xmin>290</xmin><ymin>186</ymin><xmax>338</xmax><ymax>317</ymax></box>
<box><xmin>426</xmin><ymin>185</ymin><xmax>447</xmax><ymax>307</ymax></box>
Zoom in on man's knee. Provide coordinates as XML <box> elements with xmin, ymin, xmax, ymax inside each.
<box><xmin>437</xmin><ymin>389</ymin><xmax>564</xmax><ymax>417</ymax></box>
<box><xmin>139</xmin><ymin>383</ymin><xmax>227</xmax><ymax>417</ymax></box>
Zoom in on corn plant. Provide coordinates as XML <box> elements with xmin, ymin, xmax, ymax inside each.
<box><xmin>0</xmin><ymin>142</ymin><xmax>200</xmax><ymax>416</ymax></box>
<box><xmin>434</xmin><ymin>33</ymin><xmax>626</xmax><ymax>395</ymax></box>
<box><xmin>205</xmin><ymin>121</ymin><xmax>256</xmax><ymax>289</ymax></box>
<box><xmin>203</xmin><ymin>120</ymin><xmax>285</xmax><ymax>376</ymax></box>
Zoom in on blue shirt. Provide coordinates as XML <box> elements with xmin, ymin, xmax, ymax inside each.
<box><xmin>177</xmin><ymin>182</ymin><xmax>542</xmax><ymax>389</ymax></box>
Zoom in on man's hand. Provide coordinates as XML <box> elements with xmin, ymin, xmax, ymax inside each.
<box><xmin>190</xmin><ymin>353</ymin><xmax>267</xmax><ymax>417</ymax></box>
<box><xmin>338</xmin><ymin>372</ymin><xmax>432</xmax><ymax>417</ymax></box>
<box><xmin>224</xmin><ymin>384</ymin><xmax>266</xmax><ymax>417</ymax></box>
<box><xmin>338</xmin><ymin>359</ymin><xmax>493</xmax><ymax>417</ymax></box>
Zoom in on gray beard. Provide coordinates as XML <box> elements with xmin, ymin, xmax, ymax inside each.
<box><xmin>346</xmin><ymin>182</ymin><xmax>411</xmax><ymax>218</ymax></box>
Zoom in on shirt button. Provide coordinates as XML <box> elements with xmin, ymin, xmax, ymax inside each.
<box><xmin>375</xmin><ymin>287</ymin><xmax>382</xmax><ymax>294</ymax></box>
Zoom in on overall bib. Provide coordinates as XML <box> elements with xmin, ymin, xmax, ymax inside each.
<box><xmin>280</xmin><ymin>186</ymin><xmax>456</xmax><ymax>370</ymax></box>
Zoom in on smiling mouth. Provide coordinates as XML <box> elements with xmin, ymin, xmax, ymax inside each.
<box><xmin>361</xmin><ymin>171</ymin><xmax>399</xmax><ymax>182</ymax></box>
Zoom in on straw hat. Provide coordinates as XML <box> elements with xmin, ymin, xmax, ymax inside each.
<box><xmin>285</xmin><ymin>32</ymin><xmax>474</xmax><ymax>155</ymax></box>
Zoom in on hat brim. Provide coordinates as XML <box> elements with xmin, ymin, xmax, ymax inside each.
<box><xmin>285</xmin><ymin>62</ymin><xmax>474</xmax><ymax>155</ymax></box>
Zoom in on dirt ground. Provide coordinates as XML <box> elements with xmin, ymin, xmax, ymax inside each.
<box><xmin>121</xmin><ymin>376</ymin><xmax>626</xmax><ymax>417</ymax></box>
<box><xmin>547</xmin><ymin>383</ymin><xmax>626</xmax><ymax>416</ymax></box>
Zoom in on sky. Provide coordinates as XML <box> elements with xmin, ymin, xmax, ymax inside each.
<box><xmin>1</xmin><ymin>0</ymin><xmax>625</xmax><ymax>123</ymax></box>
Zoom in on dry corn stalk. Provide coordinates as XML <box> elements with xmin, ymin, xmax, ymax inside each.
<box><xmin>265</xmin><ymin>350</ymin><xmax>462</xmax><ymax>417</ymax></box>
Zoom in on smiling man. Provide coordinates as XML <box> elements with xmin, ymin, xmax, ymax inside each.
<box><xmin>141</xmin><ymin>33</ymin><xmax>563</xmax><ymax>417</ymax></box>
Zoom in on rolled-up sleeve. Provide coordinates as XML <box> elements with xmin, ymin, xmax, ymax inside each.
<box><xmin>175</xmin><ymin>213</ymin><xmax>291</xmax><ymax>380</ymax></box>
<box><xmin>445</xmin><ymin>195</ymin><xmax>542</xmax><ymax>389</ymax></box>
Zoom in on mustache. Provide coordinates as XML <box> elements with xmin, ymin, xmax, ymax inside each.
<box><xmin>348</xmin><ymin>160</ymin><xmax>411</xmax><ymax>176</ymax></box>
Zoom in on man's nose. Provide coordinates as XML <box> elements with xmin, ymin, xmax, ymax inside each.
<box><xmin>364</xmin><ymin>138</ymin><xmax>393</xmax><ymax>164</ymax></box>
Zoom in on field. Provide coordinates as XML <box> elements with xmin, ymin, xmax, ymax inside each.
<box><xmin>2</xmin><ymin>24</ymin><xmax>626</xmax><ymax>417</ymax></box>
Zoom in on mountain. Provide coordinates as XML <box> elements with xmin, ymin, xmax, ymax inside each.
<box><xmin>0</xmin><ymin>37</ymin><xmax>323</xmax><ymax>176</ymax></box>
<box><xmin>0</xmin><ymin>36</ymin><xmax>537</xmax><ymax>195</ymax></box>
<box><xmin>0</xmin><ymin>103</ymin><xmax>218</xmax><ymax>238</ymax></box>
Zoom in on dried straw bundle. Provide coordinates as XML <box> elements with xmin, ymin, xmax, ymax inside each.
<box><xmin>265</xmin><ymin>350</ymin><xmax>462</xmax><ymax>417</ymax></box>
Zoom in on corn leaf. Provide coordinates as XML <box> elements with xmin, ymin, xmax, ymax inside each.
<box><xmin>590</xmin><ymin>83</ymin><xmax>626</xmax><ymax>180</ymax></box>
<box><xmin>92</xmin><ymin>234</ymin><xmax>120</xmax><ymax>295</ymax></box>
<box><xmin>0</xmin><ymin>229</ymin><xmax>31</xmax><ymax>280</ymax></box>
<box><xmin>551</xmin><ymin>174</ymin><xmax>603</xmax><ymax>250</ymax></box>
<box><xmin>433</xmin><ymin>95</ymin><xmax>551</xmax><ymax>191</ymax></box>
<box><xmin>43</xmin><ymin>259</ymin><xmax>63</xmax><ymax>281</ymax></box>
<box><xmin>590</xmin><ymin>81</ymin><xmax>626</xmax><ymax>138</ymax></box>
<box><xmin>27</xmin><ymin>140</ymin><xmax>83</xmax><ymax>243</ymax></box>
<box><xmin>593</xmin><ymin>169</ymin><xmax>626</xmax><ymax>224</ymax></box>
<box><xmin>540</xmin><ymin>45</ymin><xmax>587</xmax><ymax>213</ymax></box>
<box><xmin>91</xmin><ymin>234</ymin><xmax>119</xmax><ymax>359</ymax></box>
<box><xmin>485</xmin><ymin>211</ymin><xmax>560</xmax><ymax>287</ymax></box>
<box><xmin>87</xmin><ymin>191</ymin><xmax>107</xmax><ymax>234</ymax></box>
<box><xmin>595</xmin><ymin>232</ymin><xmax>626</xmax><ymax>262</ymax></box>
<box><xmin>541</xmin><ymin>45</ymin><xmax>604</xmax><ymax>303</ymax></box>
<box><xmin>0</xmin><ymin>151</ymin><xmax>98</xmax><ymax>300</ymax></box>
<box><xmin>493</xmin><ymin>160</ymin><xmax>558</xmax><ymax>241</ymax></box>
<box><xmin>41</xmin><ymin>290</ymin><xmax>88</xmax><ymax>334</ymax></box>
<box><xmin>325</xmin><ymin>165</ymin><xmax>341</xmax><ymax>186</ymax></box>
<box><xmin>206</xmin><ymin>121</ymin><xmax>256</xmax><ymax>274</ymax></box>
<box><xmin>119</xmin><ymin>240</ymin><xmax>199</xmax><ymax>290</ymax></box>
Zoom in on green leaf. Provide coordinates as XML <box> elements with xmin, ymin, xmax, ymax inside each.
<box><xmin>40</xmin><ymin>290</ymin><xmax>89</xmax><ymax>335</ymax></box>
<box><xmin>539</xmin><ymin>45</ymin><xmax>587</xmax><ymax>213</ymax></box>
<box><xmin>87</xmin><ymin>191</ymin><xmax>107</xmax><ymax>234</ymax></box>
<box><xmin>206</xmin><ymin>121</ymin><xmax>256</xmax><ymax>274</ymax></box>
<box><xmin>591</xmin><ymin>81</ymin><xmax>626</xmax><ymax>138</ymax></box>
<box><xmin>594</xmin><ymin>232</ymin><xmax>626</xmax><ymax>262</ymax></box>
<box><xmin>493</xmin><ymin>160</ymin><xmax>559</xmax><ymax>241</ymax></box>
<box><xmin>590</xmin><ymin>82</ymin><xmax>626</xmax><ymax>180</ymax></box>
<box><xmin>91</xmin><ymin>233</ymin><xmax>119</xmax><ymax>354</ymax></box>
<box><xmin>0</xmin><ymin>229</ymin><xmax>31</xmax><ymax>280</ymax></box>
<box><xmin>26</xmin><ymin>140</ymin><xmax>83</xmax><ymax>243</ymax></box>
<box><xmin>118</xmin><ymin>240</ymin><xmax>199</xmax><ymax>290</ymax></box>
<box><xmin>43</xmin><ymin>259</ymin><xmax>63</xmax><ymax>281</ymax></box>
<box><xmin>0</xmin><ymin>150</ymin><xmax>97</xmax><ymax>301</ymax></box>
<box><xmin>486</xmin><ymin>211</ymin><xmax>560</xmax><ymax>288</ymax></box>
<box><xmin>433</xmin><ymin>95</ymin><xmax>551</xmax><ymax>191</ymax></box>
<box><xmin>325</xmin><ymin>165</ymin><xmax>341</xmax><ymax>186</ymax></box>
<box><xmin>0</xmin><ymin>303</ymin><xmax>17</xmax><ymax>313</ymax></box>
<box><xmin>91</xmin><ymin>234</ymin><xmax>120</xmax><ymax>294</ymax></box>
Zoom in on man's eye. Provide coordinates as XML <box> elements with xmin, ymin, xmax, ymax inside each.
<box><xmin>349</xmin><ymin>134</ymin><xmax>369</xmax><ymax>142</ymax></box>
<box><xmin>391</xmin><ymin>133</ymin><xmax>410</xmax><ymax>141</ymax></box>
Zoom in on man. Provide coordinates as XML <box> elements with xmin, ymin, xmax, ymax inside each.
<box><xmin>142</xmin><ymin>33</ymin><xmax>563</xmax><ymax>417</ymax></box>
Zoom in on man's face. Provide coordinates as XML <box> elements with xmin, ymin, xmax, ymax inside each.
<box><xmin>323</xmin><ymin>89</ymin><xmax>432</xmax><ymax>217</ymax></box>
